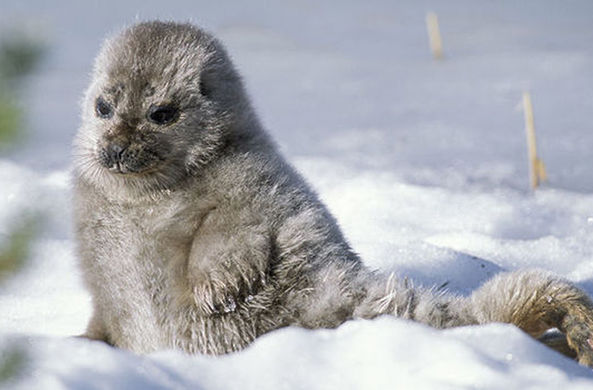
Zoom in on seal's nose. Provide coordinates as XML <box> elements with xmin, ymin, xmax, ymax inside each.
<box><xmin>99</xmin><ymin>140</ymin><xmax>130</xmax><ymax>170</ymax></box>
<box><xmin>107</xmin><ymin>142</ymin><xmax>127</xmax><ymax>163</ymax></box>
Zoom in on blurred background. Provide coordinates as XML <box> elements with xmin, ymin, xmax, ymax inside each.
<box><xmin>1</xmin><ymin>0</ymin><xmax>593</xmax><ymax>191</ymax></box>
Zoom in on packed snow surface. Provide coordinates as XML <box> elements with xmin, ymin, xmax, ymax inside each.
<box><xmin>2</xmin><ymin>1</ymin><xmax>593</xmax><ymax>389</ymax></box>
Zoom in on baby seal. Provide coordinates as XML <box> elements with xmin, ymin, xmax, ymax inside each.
<box><xmin>73</xmin><ymin>21</ymin><xmax>593</xmax><ymax>365</ymax></box>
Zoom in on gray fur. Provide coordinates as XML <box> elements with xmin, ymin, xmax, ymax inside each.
<box><xmin>73</xmin><ymin>21</ymin><xmax>593</xmax><ymax>365</ymax></box>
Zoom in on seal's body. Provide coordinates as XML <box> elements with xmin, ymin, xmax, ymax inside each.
<box><xmin>74</xmin><ymin>21</ymin><xmax>593</xmax><ymax>364</ymax></box>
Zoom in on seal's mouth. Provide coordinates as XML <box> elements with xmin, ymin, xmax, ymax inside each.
<box><xmin>105</xmin><ymin>162</ymin><xmax>163</xmax><ymax>175</ymax></box>
<box><xmin>98</xmin><ymin>143</ymin><xmax>165</xmax><ymax>175</ymax></box>
<box><xmin>106</xmin><ymin>161</ymin><xmax>133</xmax><ymax>174</ymax></box>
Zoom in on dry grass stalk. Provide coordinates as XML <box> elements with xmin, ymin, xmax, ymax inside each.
<box><xmin>426</xmin><ymin>12</ymin><xmax>444</xmax><ymax>60</ymax></box>
<box><xmin>522</xmin><ymin>91</ymin><xmax>547</xmax><ymax>189</ymax></box>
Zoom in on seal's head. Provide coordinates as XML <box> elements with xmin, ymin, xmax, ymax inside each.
<box><xmin>74</xmin><ymin>21</ymin><xmax>254</xmax><ymax>197</ymax></box>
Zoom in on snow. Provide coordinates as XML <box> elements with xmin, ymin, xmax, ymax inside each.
<box><xmin>2</xmin><ymin>0</ymin><xmax>593</xmax><ymax>388</ymax></box>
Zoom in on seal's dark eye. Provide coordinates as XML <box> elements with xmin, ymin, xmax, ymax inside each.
<box><xmin>147</xmin><ymin>105</ymin><xmax>179</xmax><ymax>125</ymax></box>
<box><xmin>95</xmin><ymin>97</ymin><xmax>113</xmax><ymax>119</ymax></box>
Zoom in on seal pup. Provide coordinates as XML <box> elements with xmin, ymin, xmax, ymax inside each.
<box><xmin>73</xmin><ymin>21</ymin><xmax>593</xmax><ymax>365</ymax></box>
